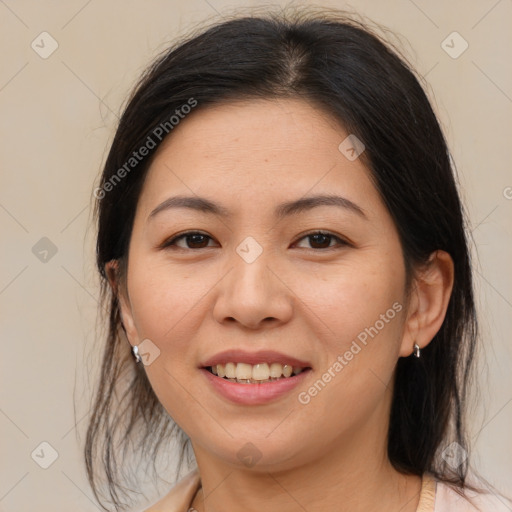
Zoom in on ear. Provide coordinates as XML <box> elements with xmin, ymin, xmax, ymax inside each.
<box><xmin>399</xmin><ymin>250</ymin><xmax>454</xmax><ymax>357</ymax></box>
<box><xmin>104</xmin><ymin>259</ymin><xmax>140</xmax><ymax>346</ymax></box>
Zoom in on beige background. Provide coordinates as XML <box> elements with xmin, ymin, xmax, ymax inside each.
<box><xmin>1</xmin><ymin>1</ymin><xmax>511</xmax><ymax>510</ymax></box>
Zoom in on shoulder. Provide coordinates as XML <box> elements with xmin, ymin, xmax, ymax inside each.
<box><xmin>143</xmin><ymin>468</ymin><xmax>201</xmax><ymax>512</ymax></box>
<box><xmin>435</xmin><ymin>479</ymin><xmax>512</xmax><ymax>512</ymax></box>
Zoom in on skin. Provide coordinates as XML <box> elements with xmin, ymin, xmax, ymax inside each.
<box><xmin>107</xmin><ymin>98</ymin><xmax>454</xmax><ymax>512</ymax></box>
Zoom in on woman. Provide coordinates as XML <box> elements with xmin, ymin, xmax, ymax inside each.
<box><xmin>85</xmin><ymin>7</ymin><xmax>511</xmax><ymax>512</ymax></box>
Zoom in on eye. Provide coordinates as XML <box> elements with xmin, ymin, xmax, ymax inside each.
<box><xmin>160</xmin><ymin>231</ymin><xmax>217</xmax><ymax>250</ymax></box>
<box><xmin>293</xmin><ymin>231</ymin><xmax>348</xmax><ymax>250</ymax></box>
<box><xmin>160</xmin><ymin>230</ymin><xmax>349</xmax><ymax>251</ymax></box>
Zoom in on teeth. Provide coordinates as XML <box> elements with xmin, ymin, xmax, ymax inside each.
<box><xmin>269</xmin><ymin>362</ymin><xmax>283</xmax><ymax>378</ymax></box>
<box><xmin>252</xmin><ymin>363</ymin><xmax>270</xmax><ymax>381</ymax></box>
<box><xmin>235</xmin><ymin>363</ymin><xmax>253</xmax><ymax>380</ymax></box>
<box><xmin>211</xmin><ymin>362</ymin><xmax>306</xmax><ymax>382</ymax></box>
<box><xmin>225</xmin><ymin>362</ymin><xmax>236</xmax><ymax>379</ymax></box>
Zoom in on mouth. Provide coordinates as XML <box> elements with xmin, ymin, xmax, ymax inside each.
<box><xmin>199</xmin><ymin>350</ymin><xmax>313</xmax><ymax>404</ymax></box>
<box><xmin>200</xmin><ymin>361</ymin><xmax>312</xmax><ymax>405</ymax></box>
<box><xmin>203</xmin><ymin>362</ymin><xmax>312</xmax><ymax>384</ymax></box>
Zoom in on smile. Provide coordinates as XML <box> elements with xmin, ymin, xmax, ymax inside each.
<box><xmin>206</xmin><ymin>362</ymin><xmax>307</xmax><ymax>384</ymax></box>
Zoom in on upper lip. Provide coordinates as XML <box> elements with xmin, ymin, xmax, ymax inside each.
<box><xmin>200</xmin><ymin>349</ymin><xmax>312</xmax><ymax>369</ymax></box>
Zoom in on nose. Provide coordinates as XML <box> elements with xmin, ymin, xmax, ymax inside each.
<box><xmin>212</xmin><ymin>246</ymin><xmax>294</xmax><ymax>330</ymax></box>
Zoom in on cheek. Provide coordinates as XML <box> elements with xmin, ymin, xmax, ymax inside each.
<box><xmin>290</xmin><ymin>273</ymin><xmax>404</xmax><ymax>442</ymax></box>
<box><xmin>126</xmin><ymin>260</ymin><xmax>209</xmax><ymax>428</ymax></box>
<box><xmin>292</xmin><ymin>254</ymin><xmax>405</xmax><ymax>343</ymax></box>
<box><xmin>292</xmin><ymin>253</ymin><xmax>405</xmax><ymax>398</ymax></box>
<box><xmin>127</xmin><ymin>256</ymin><xmax>214</xmax><ymax>342</ymax></box>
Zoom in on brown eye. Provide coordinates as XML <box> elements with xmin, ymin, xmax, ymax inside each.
<box><xmin>294</xmin><ymin>231</ymin><xmax>348</xmax><ymax>250</ymax></box>
<box><xmin>161</xmin><ymin>230</ymin><xmax>348</xmax><ymax>251</ymax></box>
<box><xmin>162</xmin><ymin>231</ymin><xmax>216</xmax><ymax>249</ymax></box>
<box><xmin>307</xmin><ymin>233</ymin><xmax>333</xmax><ymax>249</ymax></box>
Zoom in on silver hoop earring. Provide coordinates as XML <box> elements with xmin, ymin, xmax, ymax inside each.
<box><xmin>132</xmin><ymin>345</ymin><xmax>142</xmax><ymax>363</ymax></box>
<box><xmin>413</xmin><ymin>343</ymin><xmax>421</xmax><ymax>358</ymax></box>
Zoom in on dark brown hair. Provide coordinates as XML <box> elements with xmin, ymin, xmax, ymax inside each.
<box><xmin>84</xmin><ymin>6</ymin><xmax>504</xmax><ymax>511</ymax></box>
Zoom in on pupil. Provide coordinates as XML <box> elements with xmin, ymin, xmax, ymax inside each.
<box><xmin>188</xmin><ymin>234</ymin><xmax>207</xmax><ymax>248</ymax></box>
<box><xmin>310</xmin><ymin>234</ymin><xmax>330</xmax><ymax>248</ymax></box>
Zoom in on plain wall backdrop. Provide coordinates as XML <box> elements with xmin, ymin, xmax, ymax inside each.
<box><xmin>1</xmin><ymin>1</ymin><xmax>511</xmax><ymax>511</ymax></box>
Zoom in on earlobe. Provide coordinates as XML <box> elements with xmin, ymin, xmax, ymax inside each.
<box><xmin>104</xmin><ymin>259</ymin><xmax>139</xmax><ymax>345</ymax></box>
<box><xmin>399</xmin><ymin>250</ymin><xmax>454</xmax><ymax>358</ymax></box>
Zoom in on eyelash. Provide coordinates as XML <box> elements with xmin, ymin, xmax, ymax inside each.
<box><xmin>160</xmin><ymin>230</ymin><xmax>350</xmax><ymax>251</ymax></box>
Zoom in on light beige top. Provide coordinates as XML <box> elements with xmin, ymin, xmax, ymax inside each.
<box><xmin>144</xmin><ymin>468</ymin><xmax>511</xmax><ymax>512</ymax></box>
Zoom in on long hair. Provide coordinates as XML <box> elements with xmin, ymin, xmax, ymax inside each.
<box><xmin>85</xmin><ymin>6</ymin><xmax>493</xmax><ymax>510</ymax></box>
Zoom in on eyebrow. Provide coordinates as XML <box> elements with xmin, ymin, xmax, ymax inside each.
<box><xmin>148</xmin><ymin>194</ymin><xmax>367</xmax><ymax>222</ymax></box>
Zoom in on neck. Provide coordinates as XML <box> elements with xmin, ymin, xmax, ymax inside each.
<box><xmin>189</xmin><ymin>424</ymin><xmax>422</xmax><ymax>512</ymax></box>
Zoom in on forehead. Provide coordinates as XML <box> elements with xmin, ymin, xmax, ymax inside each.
<box><xmin>156</xmin><ymin>97</ymin><xmax>347</xmax><ymax>156</ymax></box>
<box><xmin>136</xmin><ymin>98</ymin><xmax>381</xmax><ymax>221</ymax></box>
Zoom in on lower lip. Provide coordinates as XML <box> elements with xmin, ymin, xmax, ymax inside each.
<box><xmin>200</xmin><ymin>368</ymin><xmax>311</xmax><ymax>405</ymax></box>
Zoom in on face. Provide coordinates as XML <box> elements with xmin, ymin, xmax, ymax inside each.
<box><xmin>116</xmin><ymin>98</ymin><xmax>418</xmax><ymax>472</ymax></box>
